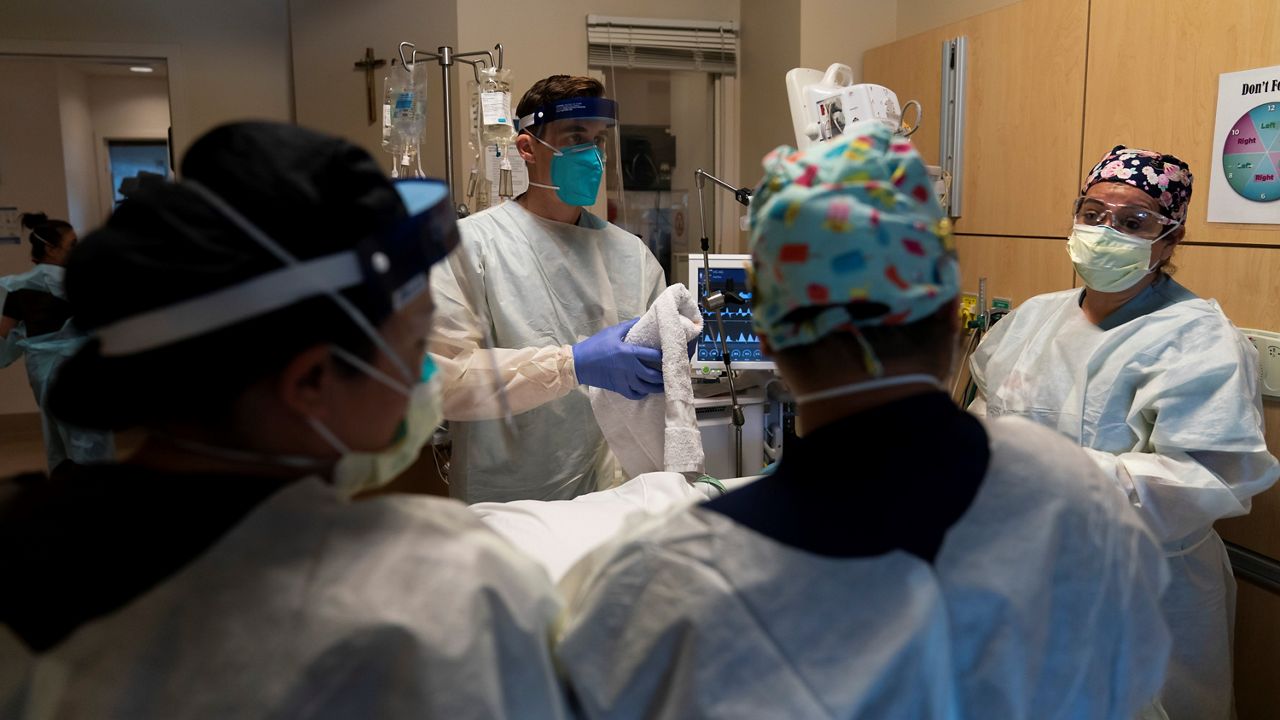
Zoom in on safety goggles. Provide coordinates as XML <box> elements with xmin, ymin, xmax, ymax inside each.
<box><xmin>95</xmin><ymin>178</ymin><xmax>457</xmax><ymax>361</ymax></box>
<box><xmin>1073</xmin><ymin>196</ymin><xmax>1180</xmax><ymax>240</ymax></box>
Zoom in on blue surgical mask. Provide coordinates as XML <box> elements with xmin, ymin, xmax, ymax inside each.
<box><xmin>527</xmin><ymin>133</ymin><xmax>604</xmax><ymax>207</ymax></box>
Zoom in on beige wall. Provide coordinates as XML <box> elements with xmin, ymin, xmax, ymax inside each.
<box><xmin>739</xmin><ymin>0</ymin><xmax>801</xmax><ymax>185</ymax></box>
<box><xmin>454</xmin><ymin>0</ymin><xmax>738</xmax><ymax>200</ymax></box>
<box><xmin>0</xmin><ymin>0</ymin><xmax>291</xmax><ymax>159</ymax></box>
<box><xmin>88</xmin><ymin>76</ymin><xmax>170</xmax><ymax>139</ymax></box>
<box><xmin>896</xmin><ymin>0</ymin><xmax>1020</xmax><ymax>37</ymax></box>
<box><xmin>0</xmin><ymin>59</ymin><xmax>67</xmax><ymax>415</ymax></box>
<box><xmin>289</xmin><ymin>0</ymin><xmax>457</xmax><ymax>180</ymax></box>
<box><xmin>88</xmin><ymin>74</ymin><xmax>171</xmax><ymax>225</ymax></box>
<box><xmin>799</xmin><ymin>0</ymin><xmax>897</xmax><ymax>82</ymax></box>
<box><xmin>0</xmin><ymin>0</ymin><xmax>289</xmax><ymax>413</ymax></box>
<box><xmin>0</xmin><ymin>63</ymin><xmax>170</xmax><ymax>416</ymax></box>
<box><xmin>56</xmin><ymin>65</ymin><xmax>97</xmax><ymax>235</ymax></box>
<box><xmin>289</xmin><ymin>0</ymin><xmax>736</xmax><ymax>208</ymax></box>
<box><xmin>455</xmin><ymin>0</ymin><xmax>739</xmax><ymax>98</ymax></box>
<box><xmin>611</xmin><ymin>69</ymin><xmax>674</xmax><ymax>127</ymax></box>
<box><xmin>739</xmin><ymin>0</ymin><xmax>898</xmax><ymax>182</ymax></box>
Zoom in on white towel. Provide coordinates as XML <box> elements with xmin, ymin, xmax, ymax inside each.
<box><xmin>588</xmin><ymin>283</ymin><xmax>705</xmax><ymax>478</ymax></box>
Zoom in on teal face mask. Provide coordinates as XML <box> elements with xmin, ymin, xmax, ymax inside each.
<box><xmin>528</xmin><ymin>134</ymin><xmax>604</xmax><ymax>207</ymax></box>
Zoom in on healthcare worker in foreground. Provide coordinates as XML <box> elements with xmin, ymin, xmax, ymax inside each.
<box><xmin>0</xmin><ymin>122</ymin><xmax>569</xmax><ymax>719</ymax></box>
<box><xmin>430</xmin><ymin>75</ymin><xmax>668</xmax><ymax>503</ymax></box>
<box><xmin>0</xmin><ymin>213</ymin><xmax>114</xmax><ymax>472</ymax></box>
<box><xmin>556</xmin><ymin>125</ymin><xmax>1171</xmax><ymax>720</ymax></box>
<box><xmin>970</xmin><ymin>145</ymin><xmax>1280</xmax><ymax>720</ymax></box>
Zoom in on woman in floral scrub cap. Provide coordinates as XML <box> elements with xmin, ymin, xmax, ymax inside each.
<box><xmin>970</xmin><ymin>145</ymin><xmax>1279</xmax><ymax>720</ymax></box>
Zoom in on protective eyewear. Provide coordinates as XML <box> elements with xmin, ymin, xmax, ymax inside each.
<box><xmin>1073</xmin><ymin>196</ymin><xmax>1179</xmax><ymax>240</ymax></box>
<box><xmin>529</xmin><ymin>130</ymin><xmax>609</xmax><ymax>161</ymax></box>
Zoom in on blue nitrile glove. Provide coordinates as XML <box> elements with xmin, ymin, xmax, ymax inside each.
<box><xmin>573</xmin><ymin>318</ymin><xmax>664</xmax><ymax>400</ymax></box>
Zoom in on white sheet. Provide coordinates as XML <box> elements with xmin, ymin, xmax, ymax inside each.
<box><xmin>472</xmin><ymin>472</ymin><xmax>731</xmax><ymax>582</ymax></box>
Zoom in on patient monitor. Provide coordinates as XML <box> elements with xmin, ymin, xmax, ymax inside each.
<box><xmin>785</xmin><ymin>63</ymin><xmax>949</xmax><ymax>209</ymax></box>
<box><xmin>785</xmin><ymin>63</ymin><xmax>920</xmax><ymax>150</ymax></box>
<box><xmin>688</xmin><ymin>253</ymin><xmax>775</xmax><ymax>374</ymax></box>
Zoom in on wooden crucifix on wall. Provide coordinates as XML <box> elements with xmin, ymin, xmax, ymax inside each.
<box><xmin>353</xmin><ymin>47</ymin><xmax>387</xmax><ymax>125</ymax></box>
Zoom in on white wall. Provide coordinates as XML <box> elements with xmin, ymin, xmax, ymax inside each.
<box><xmin>0</xmin><ymin>58</ymin><xmax>67</xmax><ymax>415</ymax></box>
<box><xmin>56</xmin><ymin>64</ymin><xmax>97</xmax><ymax>235</ymax></box>
<box><xmin>896</xmin><ymin>0</ymin><xmax>1020</xmax><ymax>37</ymax></box>
<box><xmin>0</xmin><ymin>0</ymin><xmax>292</xmax><ymax>159</ymax></box>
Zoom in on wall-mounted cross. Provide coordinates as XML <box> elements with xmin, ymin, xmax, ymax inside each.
<box><xmin>353</xmin><ymin>47</ymin><xmax>387</xmax><ymax>125</ymax></box>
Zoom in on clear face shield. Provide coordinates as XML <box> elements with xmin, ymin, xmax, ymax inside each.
<box><xmin>518</xmin><ymin>97</ymin><xmax>618</xmax><ymax>208</ymax></box>
<box><xmin>92</xmin><ymin>178</ymin><xmax>516</xmax><ymax>495</ymax></box>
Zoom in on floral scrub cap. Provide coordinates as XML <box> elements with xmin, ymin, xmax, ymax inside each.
<box><xmin>748</xmin><ymin>121</ymin><xmax>958</xmax><ymax>373</ymax></box>
<box><xmin>1083</xmin><ymin>145</ymin><xmax>1194</xmax><ymax>222</ymax></box>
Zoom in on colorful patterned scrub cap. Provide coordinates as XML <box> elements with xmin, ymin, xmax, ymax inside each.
<box><xmin>749</xmin><ymin>120</ymin><xmax>959</xmax><ymax>362</ymax></box>
<box><xmin>1083</xmin><ymin>145</ymin><xmax>1194</xmax><ymax>222</ymax></box>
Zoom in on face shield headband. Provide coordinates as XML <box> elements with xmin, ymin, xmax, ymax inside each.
<box><xmin>516</xmin><ymin>96</ymin><xmax>618</xmax><ymax>134</ymax></box>
<box><xmin>93</xmin><ymin>178</ymin><xmax>457</xmax><ymax>375</ymax></box>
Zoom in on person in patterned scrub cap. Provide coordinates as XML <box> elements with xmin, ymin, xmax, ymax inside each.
<box><xmin>554</xmin><ymin>122</ymin><xmax>1173</xmax><ymax>720</ymax></box>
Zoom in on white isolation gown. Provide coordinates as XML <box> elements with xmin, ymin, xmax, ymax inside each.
<box><xmin>0</xmin><ymin>477</ymin><xmax>570</xmax><ymax>720</ymax></box>
<box><xmin>429</xmin><ymin>200</ymin><xmax>665</xmax><ymax>503</ymax></box>
<box><xmin>970</xmin><ymin>278</ymin><xmax>1280</xmax><ymax>720</ymax></box>
<box><xmin>556</xmin><ymin>404</ymin><xmax>1170</xmax><ymax>720</ymax></box>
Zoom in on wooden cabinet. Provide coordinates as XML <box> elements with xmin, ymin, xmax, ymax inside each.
<box><xmin>1175</xmin><ymin>244</ymin><xmax>1280</xmax><ymax>566</ymax></box>
<box><xmin>864</xmin><ymin>0</ymin><xmax>1089</xmax><ymax>238</ymax></box>
<box><xmin>870</xmin><ymin>2</ymin><xmax>1280</xmax><ymax>714</ymax></box>
<box><xmin>1232</xmin><ymin>580</ymin><xmax>1280</xmax><ymax>720</ymax></box>
<box><xmin>1083</xmin><ymin>0</ymin><xmax>1280</xmax><ymax>248</ymax></box>
<box><xmin>955</xmin><ymin>235</ymin><xmax>1075</xmax><ymax>304</ymax></box>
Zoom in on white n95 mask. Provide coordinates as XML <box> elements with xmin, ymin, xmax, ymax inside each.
<box><xmin>308</xmin><ymin>350</ymin><xmax>445</xmax><ymax>499</ymax></box>
<box><xmin>1067</xmin><ymin>223</ymin><xmax>1161</xmax><ymax>293</ymax></box>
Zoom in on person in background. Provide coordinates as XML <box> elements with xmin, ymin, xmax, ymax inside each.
<box><xmin>970</xmin><ymin>145</ymin><xmax>1280</xmax><ymax>720</ymax></box>
<box><xmin>555</xmin><ymin>125</ymin><xmax>1171</xmax><ymax>719</ymax></box>
<box><xmin>0</xmin><ymin>122</ymin><xmax>569</xmax><ymax>720</ymax></box>
<box><xmin>429</xmin><ymin>74</ymin><xmax>668</xmax><ymax>503</ymax></box>
<box><xmin>0</xmin><ymin>213</ymin><xmax>114</xmax><ymax>472</ymax></box>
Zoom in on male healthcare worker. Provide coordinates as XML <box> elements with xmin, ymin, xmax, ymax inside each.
<box><xmin>431</xmin><ymin>75</ymin><xmax>667</xmax><ymax>503</ymax></box>
<box><xmin>970</xmin><ymin>145</ymin><xmax>1280</xmax><ymax>720</ymax></box>
<box><xmin>557</xmin><ymin>126</ymin><xmax>1171</xmax><ymax>720</ymax></box>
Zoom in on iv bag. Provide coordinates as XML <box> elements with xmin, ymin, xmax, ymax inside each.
<box><xmin>477</xmin><ymin>67</ymin><xmax>515</xmax><ymax>146</ymax></box>
<box><xmin>385</xmin><ymin>64</ymin><xmax>428</xmax><ymax>150</ymax></box>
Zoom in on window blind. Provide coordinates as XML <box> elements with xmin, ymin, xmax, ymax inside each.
<box><xmin>587</xmin><ymin>15</ymin><xmax>738</xmax><ymax>75</ymax></box>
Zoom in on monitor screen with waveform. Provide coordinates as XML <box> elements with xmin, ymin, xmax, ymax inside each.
<box><xmin>689</xmin><ymin>255</ymin><xmax>775</xmax><ymax>372</ymax></box>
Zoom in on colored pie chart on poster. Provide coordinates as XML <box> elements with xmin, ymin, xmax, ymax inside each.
<box><xmin>1223</xmin><ymin>102</ymin><xmax>1280</xmax><ymax>202</ymax></box>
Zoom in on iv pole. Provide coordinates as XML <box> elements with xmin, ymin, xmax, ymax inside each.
<box><xmin>694</xmin><ymin>167</ymin><xmax>753</xmax><ymax>477</ymax></box>
<box><xmin>394</xmin><ymin>41</ymin><xmax>520</xmax><ymax>462</ymax></box>
<box><xmin>399</xmin><ymin>41</ymin><xmax>505</xmax><ymax>216</ymax></box>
